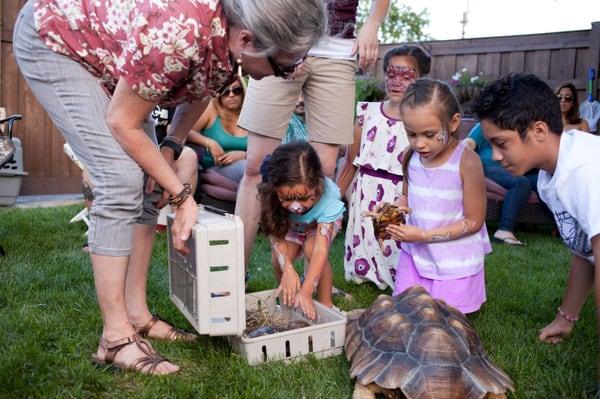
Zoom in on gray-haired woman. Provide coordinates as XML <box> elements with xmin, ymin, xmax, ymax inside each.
<box><xmin>13</xmin><ymin>0</ymin><xmax>327</xmax><ymax>375</ymax></box>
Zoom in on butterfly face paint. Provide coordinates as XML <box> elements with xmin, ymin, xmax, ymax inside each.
<box><xmin>385</xmin><ymin>65</ymin><xmax>417</xmax><ymax>94</ymax></box>
<box><xmin>436</xmin><ymin>130</ymin><xmax>448</xmax><ymax>146</ymax></box>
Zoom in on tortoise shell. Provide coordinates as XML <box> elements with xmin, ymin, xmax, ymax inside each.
<box><xmin>368</xmin><ymin>203</ymin><xmax>409</xmax><ymax>240</ymax></box>
<box><xmin>345</xmin><ymin>286</ymin><xmax>514</xmax><ymax>399</ymax></box>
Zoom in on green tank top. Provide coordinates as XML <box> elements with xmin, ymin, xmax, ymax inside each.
<box><xmin>201</xmin><ymin>116</ymin><xmax>248</xmax><ymax>168</ymax></box>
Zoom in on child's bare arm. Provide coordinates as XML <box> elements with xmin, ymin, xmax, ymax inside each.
<box><xmin>538</xmin><ymin>253</ymin><xmax>595</xmax><ymax>343</ymax></box>
<box><xmin>302</xmin><ymin>223</ymin><xmax>333</xmax><ymax>290</ymax></box>
<box><xmin>336</xmin><ymin>122</ymin><xmax>362</xmax><ymax>197</ymax></box>
<box><xmin>297</xmin><ymin>223</ymin><xmax>334</xmax><ymax>319</ymax></box>
<box><xmin>386</xmin><ymin>150</ymin><xmax>486</xmax><ymax>243</ymax></box>
<box><xmin>271</xmin><ymin>237</ymin><xmax>301</xmax><ymax>307</ymax></box>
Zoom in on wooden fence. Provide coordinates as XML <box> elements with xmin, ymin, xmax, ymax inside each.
<box><xmin>1</xmin><ymin>2</ymin><xmax>599</xmax><ymax>194</ymax></box>
<box><xmin>371</xmin><ymin>22</ymin><xmax>600</xmax><ymax>103</ymax></box>
<box><xmin>1</xmin><ymin>0</ymin><xmax>81</xmax><ymax>195</ymax></box>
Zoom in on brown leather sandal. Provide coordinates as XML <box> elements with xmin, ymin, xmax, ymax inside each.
<box><xmin>91</xmin><ymin>334</ymin><xmax>178</xmax><ymax>375</ymax></box>
<box><xmin>134</xmin><ymin>315</ymin><xmax>197</xmax><ymax>342</ymax></box>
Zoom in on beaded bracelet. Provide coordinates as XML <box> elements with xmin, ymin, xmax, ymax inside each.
<box><xmin>557</xmin><ymin>307</ymin><xmax>579</xmax><ymax>324</ymax></box>
<box><xmin>168</xmin><ymin>183</ymin><xmax>192</xmax><ymax>206</ymax></box>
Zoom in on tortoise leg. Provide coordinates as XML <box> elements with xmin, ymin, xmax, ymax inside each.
<box><xmin>352</xmin><ymin>382</ymin><xmax>376</xmax><ymax>399</ymax></box>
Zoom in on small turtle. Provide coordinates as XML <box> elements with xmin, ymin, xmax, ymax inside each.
<box><xmin>345</xmin><ymin>286</ymin><xmax>514</xmax><ymax>399</ymax></box>
<box><xmin>364</xmin><ymin>203</ymin><xmax>410</xmax><ymax>240</ymax></box>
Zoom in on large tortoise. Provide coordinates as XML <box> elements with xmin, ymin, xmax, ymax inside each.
<box><xmin>345</xmin><ymin>286</ymin><xmax>514</xmax><ymax>399</ymax></box>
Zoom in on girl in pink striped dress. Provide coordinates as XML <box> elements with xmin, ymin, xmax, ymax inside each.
<box><xmin>386</xmin><ymin>79</ymin><xmax>491</xmax><ymax>314</ymax></box>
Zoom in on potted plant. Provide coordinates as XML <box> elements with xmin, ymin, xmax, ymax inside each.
<box><xmin>451</xmin><ymin>68</ymin><xmax>487</xmax><ymax>116</ymax></box>
<box><xmin>452</xmin><ymin>68</ymin><xmax>487</xmax><ymax>103</ymax></box>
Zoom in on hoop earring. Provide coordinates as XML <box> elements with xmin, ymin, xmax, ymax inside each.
<box><xmin>236</xmin><ymin>57</ymin><xmax>247</xmax><ymax>90</ymax></box>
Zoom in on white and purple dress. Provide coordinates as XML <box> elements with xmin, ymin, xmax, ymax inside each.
<box><xmin>393</xmin><ymin>142</ymin><xmax>492</xmax><ymax>313</ymax></box>
<box><xmin>344</xmin><ymin>101</ymin><xmax>409</xmax><ymax>289</ymax></box>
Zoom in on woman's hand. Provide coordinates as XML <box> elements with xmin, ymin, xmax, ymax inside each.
<box><xmin>147</xmin><ymin>146</ymin><xmax>178</xmax><ymax>209</ymax></box>
<box><xmin>385</xmin><ymin>223</ymin><xmax>425</xmax><ymax>243</ymax></box>
<box><xmin>206</xmin><ymin>139</ymin><xmax>225</xmax><ymax>163</ymax></box>
<box><xmin>276</xmin><ymin>266</ymin><xmax>301</xmax><ymax>307</ymax></box>
<box><xmin>295</xmin><ymin>287</ymin><xmax>316</xmax><ymax>320</ymax></box>
<box><xmin>353</xmin><ymin>19</ymin><xmax>379</xmax><ymax>69</ymax></box>
<box><xmin>217</xmin><ymin>150</ymin><xmax>246</xmax><ymax>166</ymax></box>
<box><xmin>170</xmin><ymin>195</ymin><xmax>198</xmax><ymax>254</ymax></box>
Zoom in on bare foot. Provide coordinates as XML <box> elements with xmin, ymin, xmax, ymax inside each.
<box><xmin>94</xmin><ymin>335</ymin><xmax>180</xmax><ymax>375</ymax></box>
<box><xmin>538</xmin><ymin>316</ymin><xmax>574</xmax><ymax>344</ymax></box>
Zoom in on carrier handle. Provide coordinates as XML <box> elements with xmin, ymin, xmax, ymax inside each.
<box><xmin>202</xmin><ymin>204</ymin><xmax>231</xmax><ymax>217</ymax></box>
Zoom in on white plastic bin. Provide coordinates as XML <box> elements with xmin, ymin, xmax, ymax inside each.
<box><xmin>167</xmin><ymin>205</ymin><xmax>246</xmax><ymax>336</ymax></box>
<box><xmin>229</xmin><ymin>289</ymin><xmax>347</xmax><ymax>365</ymax></box>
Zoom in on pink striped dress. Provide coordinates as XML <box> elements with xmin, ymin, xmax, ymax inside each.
<box><xmin>393</xmin><ymin>142</ymin><xmax>492</xmax><ymax>313</ymax></box>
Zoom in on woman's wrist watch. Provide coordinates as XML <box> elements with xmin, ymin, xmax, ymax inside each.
<box><xmin>160</xmin><ymin>136</ymin><xmax>183</xmax><ymax>160</ymax></box>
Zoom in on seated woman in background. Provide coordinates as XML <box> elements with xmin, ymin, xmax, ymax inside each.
<box><xmin>464</xmin><ymin>123</ymin><xmax>538</xmax><ymax>246</ymax></box>
<box><xmin>556</xmin><ymin>82</ymin><xmax>590</xmax><ymax>132</ymax></box>
<box><xmin>187</xmin><ymin>79</ymin><xmax>248</xmax><ymax>201</ymax></box>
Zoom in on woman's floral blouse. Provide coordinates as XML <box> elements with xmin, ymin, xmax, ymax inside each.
<box><xmin>34</xmin><ymin>0</ymin><xmax>232</xmax><ymax>106</ymax></box>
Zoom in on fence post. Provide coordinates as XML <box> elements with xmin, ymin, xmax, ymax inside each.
<box><xmin>590</xmin><ymin>21</ymin><xmax>600</xmax><ymax>100</ymax></box>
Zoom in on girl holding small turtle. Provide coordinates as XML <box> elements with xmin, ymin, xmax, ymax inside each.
<box><xmin>386</xmin><ymin>79</ymin><xmax>491</xmax><ymax>314</ymax></box>
<box><xmin>258</xmin><ymin>141</ymin><xmax>345</xmax><ymax>320</ymax></box>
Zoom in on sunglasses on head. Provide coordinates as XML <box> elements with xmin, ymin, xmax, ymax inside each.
<box><xmin>221</xmin><ymin>86</ymin><xmax>243</xmax><ymax>97</ymax></box>
<box><xmin>267</xmin><ymin>55</ymin><xmax>305</xmax><ymax>79</ymax></box>
<box><xmin>557</xmin><ymin>94</ymin><xmax>574</xmax><ymax>102</ymax></box>
<box><xmin>386</xmin><ymin>65</ymin><xmax>417</xmax><ymax>80</ymax></box>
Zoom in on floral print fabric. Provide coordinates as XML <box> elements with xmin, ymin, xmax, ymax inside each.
<box><xmin>34</xmin><ymin>0</ymin><xmax>232</xmax><ymax>106</ymax></box>
<box><xmin>343</xmin><ymin>101</ymin><xmax>408</xmax><ymax>290</ymax></box>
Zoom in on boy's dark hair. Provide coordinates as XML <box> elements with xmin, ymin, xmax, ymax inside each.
<box><xmin>383</xmin><ymin>45</ymin><xmax>431</xmax><ymax>76</ymax></box>
<box><xmin>555</xmin><ymin>82</ymin><xmax>583</xmax><ymax>125</ymax></box>
<box><xmin>400</xmin><ymin>78</ymin><xmax>461</xmax><ymax>180</ymax></box>
<box><xmin>472</xmin><ymin>73</ymin><xmax>563</xmax><ymax>138</ymax></box>
<box><xmin>257</xmin><ymin>141</ymin><xmax>324</xmax><ymax>238</ymax></box>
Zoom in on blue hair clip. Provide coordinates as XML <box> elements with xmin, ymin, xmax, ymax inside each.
<box><xmin>259</xmin><ymin>154</ymin><xmax>272</xmax><ymax>183</ymax></box>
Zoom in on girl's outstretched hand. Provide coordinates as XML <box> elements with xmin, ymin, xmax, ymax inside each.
<box><xmin>295</xmin><ymin>288</ymin><xmax>316</xmax><ymax>320</ymax></box>
<box><xmin>386</xmin><ymin>223</ymin><xmax>425</xmax><ymax>243</ymax></box>
<box><xmin>276</xmin><ymin>267</ymin><xmax>301</xmax><ymax>307</ymax></box>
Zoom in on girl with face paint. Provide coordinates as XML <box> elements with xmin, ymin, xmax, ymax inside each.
<box><xmin>257</xmin><ymin>142</ymin><xmax>345</xmax><ymax>320</ymax></box>
<box><xmin>336</xmin><ymin>45</ymin><xmax>430</xmax><ymax>290</ymax></box>
<box><xmin>385</xmin><ymin>78</ymin><xmax>491</xmax><ymax>314</ymax></box>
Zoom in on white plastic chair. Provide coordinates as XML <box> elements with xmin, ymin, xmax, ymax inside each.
<box><xmin>63</xmin><ymin>143</ymin><xmax>90</xmax><ymax>235</ymax></box>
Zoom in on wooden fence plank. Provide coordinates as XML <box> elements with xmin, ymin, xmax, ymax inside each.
<box><xmin>549</xmin><ymin>48</ymin><xmax>576</xmax><ymax>82</ymax></box>
<box><xmin>525</xmin><ymin>50</ymin><xmax>551</xmax><ymax>79</ymax></box>
<box><xmin>0</xmin><ymin>1</ymin><xmax>3</xmax><ymax>97</ymax></box>
<box><xmin>479</xmin><ymin>52</ymin><xmax>501</xmax><ymax>78</ymax></box>
<box><xmin>432</xmin><ymin>54</ymin><xmax>457</xmax><ymax>81</ymax></box>
<box><xmin>455</xmin><ymin>54</ymin><xmax>478</xmax><ymax>74</ymax></box>
<box><xmin>509</xmin><ymin>51</ymin><xmax>525</xmax><ymax>73</ymax></box>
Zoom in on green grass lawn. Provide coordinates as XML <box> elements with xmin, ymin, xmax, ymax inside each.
<box><xmin>0</xmin><ymin>205</ymin><xmax>597</xmax><ymax>398</ymax></box>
